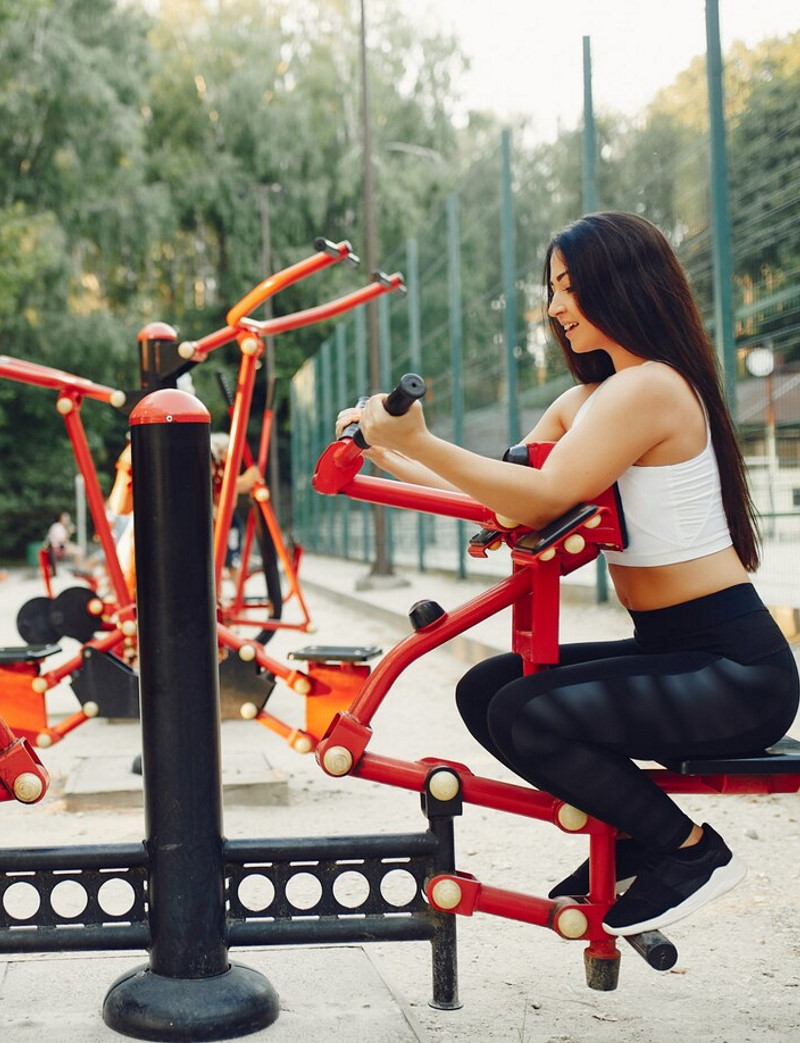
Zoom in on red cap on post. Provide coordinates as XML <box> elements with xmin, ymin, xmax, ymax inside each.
<box><xmin>137</xmin><ymin>321</ymin><xmax>178</xmax><ymax>343</ymax></box>
<box><xmin>129</xmin><ymin>388</ymin><xmax>210</xmax><ymax>426</ymax></box>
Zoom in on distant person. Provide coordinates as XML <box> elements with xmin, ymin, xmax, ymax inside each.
<box><xmin>210</xmin><ymin>432</ymin><xmax>261</xmax><ymax>584</ymax></box>
<box><xmin>46</xmin><ymin>511</ymin><xmax>84</xmax><ymax>568</ymax></box>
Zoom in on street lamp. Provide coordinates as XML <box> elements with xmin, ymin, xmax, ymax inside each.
<box><xmin>746</xmin><ymin>342</ymin><xmax>777</xmax><ymax>534</ymax></box>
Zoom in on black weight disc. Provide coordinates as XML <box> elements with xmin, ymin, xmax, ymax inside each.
<box><xmin>17</xmin><ymin>597</ymin><xmax>60</xmax><ymax>645</ymax></box>
<box><xmin>49</xmin><ymin>586</ymin><xmax>101</xmax><ymax>642</ymax></box>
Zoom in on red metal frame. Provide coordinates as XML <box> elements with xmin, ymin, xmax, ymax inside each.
<box><xmin>180</xmin><ymin>252</ymin><xmax>405</xmax><ymax>635</ymax></box>
<box><xmin>0</xmin><ymin>242</ymin><xmax>406</xmax><ymax>755</ymax></box>
<box><xmin>311</xmin><ymin>427</ymin><xmax>800</xmax><ymax>982</ymax></box>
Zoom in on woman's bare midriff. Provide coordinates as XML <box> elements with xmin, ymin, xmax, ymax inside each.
<box><xmin>608</xmin><ymin>546</ymin><xmax>751</xmax><ymax>611</ymax></box>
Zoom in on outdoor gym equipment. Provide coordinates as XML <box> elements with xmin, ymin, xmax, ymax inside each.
<box><xmin>0</xmin><ymin>387</ymin><xmax>459</xmax><ymax>1040</ymax></box>
<box><xmin>0</xmin><ymin>239</ymin><xmax>404</xmax><ymax>753</ymax></box>
<box><xmin>2</xmin><ymin>390</ymin><xmax>798</xmax><ymax>1039</ymax></box>
<box><xmin>311</xmin><ymin>373</ymin><xmax>800</xmax><ymax>990</ymax></box>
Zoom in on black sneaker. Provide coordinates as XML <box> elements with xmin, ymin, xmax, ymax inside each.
<box><xmin>548</xmin><ymin>837</ymin><xmax>649</xmax><ymax>899</ymax></box>
<box><xmin>602</xmin><ymin>824</ymin><xmax>746</xmax><ymax>937</ymax></box>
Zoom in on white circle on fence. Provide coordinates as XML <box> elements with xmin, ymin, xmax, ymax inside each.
<box><xmin>285</xmin><ymin>871</ymin><xmax>322</xmax><ymax>911</ymax></box>
<box><xmin>98</xmin><ymin>878</ymin><xmax>136</xmax><ymax>917</ymax></box>
<box><xmin>332</xmin><ymin>871</ymin><xmax>370</xmax><ymax>909</ymax></box>
<box><xmin>2</xmin><ymin>881</ymin><xmax>41</xmax><ymax>920</ymax></box>
<box><xmin>49</xmin><ymin>879</ymin><xmax>89</xmax><ymax>918</ymax></box>
<box><xmin>237</xmin><ymin>873</ymin><xmax>275</xmax><ymax>912</ymax></box>
<box><xmin>379</xmin><ymin>868</ymin><xmax>418</xmax><ymax>908</ymax></box>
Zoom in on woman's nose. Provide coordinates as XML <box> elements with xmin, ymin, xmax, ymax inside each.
<box><xmin>548</xmin><ymin>295</ymin><xmax>563</xmax><ymax>317</ymax></box>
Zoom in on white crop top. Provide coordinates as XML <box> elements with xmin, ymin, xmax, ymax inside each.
<box><xmin>572</xmin><ymin>385</ymin><xmax>733</xmax><ymax>567</ymax></box>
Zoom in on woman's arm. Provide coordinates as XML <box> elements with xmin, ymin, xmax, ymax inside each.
<box><xmin>358</xmin><ymin>367</ymin><xmax>677</xmax><ymax>529</ymax></box>
<box><xmin>361</xmin><ymin>446</ymin><xmax>461</xmax><ymax>491</ymax></box>
<box><xmin>334</xmin><ymin>406</ymin><xmax>460</xmax><ymax>491</ymax></box>
<box><xmin>334</xmin><ymin>384</ymin><xmax>589</xmax><ymax>492</ymax></box>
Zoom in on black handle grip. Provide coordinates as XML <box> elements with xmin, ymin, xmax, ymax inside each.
<box><xmin>383</xmin><ymin>373</ymin><xmax>426</xmax><ymax>416</ymax></box>
<box><xmin>313</xmin><ymin>236</ymin><xmax>360</xmax><ymax>268</ymax></box>
<box><xmin>344</xmin><ymin>373</ymin><xmax>427</xmax><ymax>451</ymax></box>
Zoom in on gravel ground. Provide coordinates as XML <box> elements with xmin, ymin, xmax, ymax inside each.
<box><xmin>1</xmin><ymin>559</ymin><xmax>799</xmax><ymax>1042</ymax></box>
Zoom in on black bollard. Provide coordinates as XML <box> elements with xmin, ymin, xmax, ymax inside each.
<box><xmin>103</xmin><ymin>389</ymin><xmax>279</xmax><ymax>1041</ymax></box>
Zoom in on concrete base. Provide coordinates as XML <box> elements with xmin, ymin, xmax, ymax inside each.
<box><xmin>0</xmin><ymin>946</ymin><xmax>427</xmax><ymax>1042</ymax></box>
<box><xmin>62</xmin><ymin>752</ymin><xmax>290</xmax><ymax>811</ymax></box>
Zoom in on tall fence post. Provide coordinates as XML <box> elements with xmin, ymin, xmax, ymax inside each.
<box><xmin>447</xmin><ymin>193</ymin><xmax>467</xmax><ymax>580</ymax></box>
<box><xmin>500</xmin><ymin>128</ymin><xmax>519</xmax><ymax>446</ymax></box>
<box><xmin>582</xmin><ymin>35</ymin><xmax>609</xmax><ymax>605</ymax></box>
<box><xmin>355</xmin><ymin>307</ymin><xmax>371</xmax><ymax>561</ymax></box>
<box><xmin>705</xmin><ymin>0</ymin><xmax>737</xmax><ymax>411</ymax></box>
<box><xmin>310</xmin><ymin>354</ymin><xmax>324</xmax><ymax>554</ymax></box>
<box><xmin>406</xmin><ymin>236</ymin><xmax>426</xmax><ymax>573</ymax></box>
<box><xmin>335</xmin><ymin>323</ymin><xmax>351</xmax><ymax>558</ymax></box>
<box><xmin>378</xmin><ymin>293</ymin><xmax>395</xmax><ymax>566</ymax></box>
<box><xmin>290</xmin><ymin>377</ymin><xmax>306</xmax><ymax>546</ymax></box>
<box><xmin>102</xmin><ymin>388</ymin><xmax>279</xmax><ymax>1041</ymax></box>
<box><xmin>581</xmin><ymin>36</ymin><xmax>599</xmax><ymax>214</ymax></box>
<box><xmin>320</xmin><ymin>338</ymin><xmax>336</xmax><ymax>553</ymax></box>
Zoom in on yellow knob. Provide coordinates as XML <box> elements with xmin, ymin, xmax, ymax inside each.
<box><xmin>557</xmin><ymin>907</ymin><xmax>588</xmax><ymax>939</ymax></box>
<box><xmin>430</xmin><ymin>878</ymin><xmax>463</xmax><ymax>910</ymax></box>
<box><xmin>13</xmin><ymin>773</ymin><xmax>44</xmax><ymax>804</ymax></box>
<box><xmin>428</xmin><ymin>770</ymin><xmax>460</xmax><ymax>802</ymax></box>
<box><xmin>563</xmin><ymin>534</ymin><xmax>586</xmax><ymax>554</ymax></box>
<box><xmin>322</xmin><ymin>745</ymin><xmax>353</xmax><ymax>776</ymax></box>
<box><xmin>557</xmin><ymin>804</ymin><xmax>589</xmax><ymax>832</ymax></box>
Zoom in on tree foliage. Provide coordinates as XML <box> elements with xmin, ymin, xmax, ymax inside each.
<box><xmin>0</xmin><ymin>0</ymin><xmax>471</xmax><ymax>557</ymax></box>
<box><xmin>0</xmin><ymin>1</ymin><xmax>798</xmax><ymax>560</ymax></box>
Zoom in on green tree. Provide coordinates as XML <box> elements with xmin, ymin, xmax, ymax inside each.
<box><xmin>0</xmin><ymin>0</ymin><xmax>153</xmax><ymax>558</ymax></box>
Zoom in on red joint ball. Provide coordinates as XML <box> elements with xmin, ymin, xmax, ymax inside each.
<box><xmin>129</xmin><ymin>388</ymin><xmax>210</xmax><ymax>426</ymax></box>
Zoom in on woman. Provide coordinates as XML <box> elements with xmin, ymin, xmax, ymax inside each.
<box><xmin>337</xmin><ymin>212</ymin><xmax>799</xmax><ymax>937</ymax></box>
<box><xmin>47</xmin><ymin>511</ymin><xmax>84</xmax><ymax>567</ymax></box>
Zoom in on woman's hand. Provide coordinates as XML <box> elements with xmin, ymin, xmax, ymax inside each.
<box><xmin>335</xmin><ymin>407</ymin><xmax>362</xmax><ymax>439</ymax></box>
<box><xmin>359</xmin><ymin>394</ymin><xmax>428</xmax><ymax>455</ymax></box>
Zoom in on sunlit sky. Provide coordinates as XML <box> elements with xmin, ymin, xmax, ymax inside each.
<box><xmin>407</xmin><ymin>0</ymin><xmax>799</xmax><ymax>140</ymax></box>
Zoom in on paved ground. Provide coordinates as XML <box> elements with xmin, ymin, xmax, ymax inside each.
<box><xmin>0</xmin><ymin>555</ymin><xmax>799</xmax><ymax>1042</ymax></box>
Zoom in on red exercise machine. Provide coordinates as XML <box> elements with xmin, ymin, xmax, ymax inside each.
<box><xmin>310</xmin><ymin>374</ymin><xmax>800</xmax><ymax>990</ymax></box>
<box><xmin>0</xmin><ymin>240</ymin><xmax>403</xmax><ymax>752</ymax></box>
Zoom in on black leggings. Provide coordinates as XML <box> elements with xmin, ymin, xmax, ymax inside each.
<box><xmin>455</xmin><ymin>584</ymin><xmax>799</xmax><ymax>852</ymax></box>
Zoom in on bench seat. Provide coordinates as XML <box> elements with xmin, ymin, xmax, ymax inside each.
<box><xmin>668</xmin><ymin>735</ymin><xmax>800</xmax><ymax>775</ymax></box>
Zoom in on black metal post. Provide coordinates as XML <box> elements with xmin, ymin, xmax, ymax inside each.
<box><xmin>103</xmin><ymin>389</ymin><xmax>279</xmax><ymax>1041</ymax></box>
<box><xmin>422</xmin><ymin>770</ymin><xmax>461</xmax><ymax>1010</ymax></box>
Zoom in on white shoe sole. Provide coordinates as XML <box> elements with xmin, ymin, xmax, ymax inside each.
<box><xmin>602</xmin><ymin>855</ymin><xmax>747</xmax><ymax>937</ymax></box>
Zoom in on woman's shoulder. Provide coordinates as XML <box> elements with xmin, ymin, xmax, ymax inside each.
<box><xmin>601</xmin><ymin>360</ymin><xmax>694</xmax><ymax>406</ymax></box>
<box><xmin>546</xmin><ymin>381</ymin><xmax>604</xmax><ymax>429</ymax></box>
<box><xmin>557</xmin><ymin>381</ymin><xmax>602</xmax><ymax>421</ymax></box>
<box><xmin>593</xmin><ymin>362</ymin><xmax>705</xmax><ymax>451</ymax></box>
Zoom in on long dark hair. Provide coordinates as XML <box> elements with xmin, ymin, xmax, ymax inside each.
<box><xmin>543</xmin><ymin>211</ymin><xmax>759</xmax><ymax>571</ymax></box>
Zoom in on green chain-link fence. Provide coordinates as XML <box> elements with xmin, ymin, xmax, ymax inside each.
<box><xmin>291</xmin><ymin>42</ymin><xmax>800</xmax><ymax>609</ymax></box>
